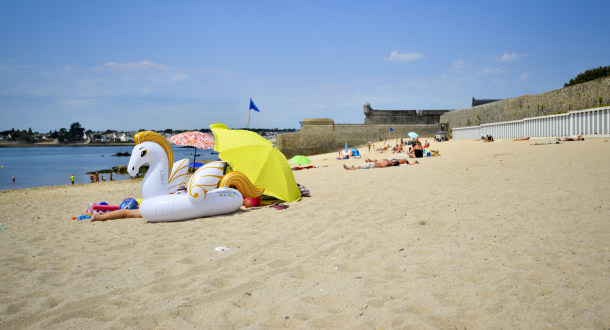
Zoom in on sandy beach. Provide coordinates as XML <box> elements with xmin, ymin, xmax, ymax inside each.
<box><xmin>1</xmin><ymin>137</ymin><xmax>608</xmax><ymax>328</ymax></box>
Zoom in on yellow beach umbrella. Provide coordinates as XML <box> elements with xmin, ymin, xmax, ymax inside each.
<box><xmin>210</xmin><ymin>123</ymin><xmax>301</xmax><ymax>202</ymax></box>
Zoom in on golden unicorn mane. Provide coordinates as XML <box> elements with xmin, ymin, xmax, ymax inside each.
<box><xmin>134</xmin><ymin>131</ymin><xmax>174</xmax><ymax>177</ymax></box>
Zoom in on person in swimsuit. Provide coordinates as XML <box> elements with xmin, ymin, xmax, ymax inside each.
<box><xmin>408</xmin><ymin>141</ymin><xmax>424</xmax><ymax>158</ymax></box>
<box><xmin>343</xmin><ymin>158</ymin><xmax>418</xmax><ymax>170</ymax></box>
<box><xmin>562</xmin><ymin>135</ymin><xmax>584</xmax><ymax>141</ymax></box>
<box><xmin>90</xmin><ymin>196</ymin><xmax>258</xmax><ymax>222</ymax></box>
<box><xmin>242</xmin><ymin>196</ymin><xmax>260</xmax><ymax>208</ymax></box>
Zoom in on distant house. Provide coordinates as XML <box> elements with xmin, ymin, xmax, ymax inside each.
<box><xmin>472</xmin><ymin>97</ymin><xmax>502</xmax><ymax>107</ymax></box>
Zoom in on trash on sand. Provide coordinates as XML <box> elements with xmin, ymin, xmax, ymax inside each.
<box><xmin>215</xmin><ymin>246</ymin><xmax>230</xmax><ymax>252</ymax></box>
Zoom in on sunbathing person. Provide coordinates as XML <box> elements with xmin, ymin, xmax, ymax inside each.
<box><xmin>513</xmin><ymin>137</ymin><xmax>530</xmax><ymax>141</ymax></box>
<box><xmin>562</xmin><ymin>135</ymin><xmax>584</xmax><ymax>141</ymax></box>
<box><xmin>343</xmin><ymin>158</ymin><xmax>418</xmax><ymax>170</ymax></box>
<box><xmin>90</xmin><ymin>198</ymin><xmax>258</xmax><ymax>222</ymax></box>
<box><xmin>293</xmin><ymin>165</ymin><xmax>317</xmax><ymax>170</ymax></box>
<box><xmin>90</xmin><ymin>208</ymin><xmax>142</xmax><ymax>221</ymax></box>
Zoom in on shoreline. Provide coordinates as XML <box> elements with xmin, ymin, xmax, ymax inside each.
<box><xmin>0</xmin><ymin>141</ymin><xmax>134</xmax><ymax>148</ymax></box>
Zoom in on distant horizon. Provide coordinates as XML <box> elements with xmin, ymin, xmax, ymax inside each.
<box><xmin>2</xmin><ymin>1</ymin><xmax>609</xmax><ymax>132</ymax></box>
<box><xmin>1</xmin><ymin>126</ymin><xmax>301</xmax><ymax>135</ymax></box>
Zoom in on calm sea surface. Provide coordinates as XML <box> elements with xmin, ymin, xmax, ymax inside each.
<box><xmin>0</xmin><ymin>146</ymin><xmax>219</xmax><ymax>191</ymax></box>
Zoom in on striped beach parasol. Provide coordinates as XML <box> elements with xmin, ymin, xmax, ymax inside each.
<box><xmin>167</xmin><ymin>131</ymin><xmax>215</xmax><ymax>165</ymax></box>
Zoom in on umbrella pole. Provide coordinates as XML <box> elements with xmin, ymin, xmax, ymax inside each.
<box><xmin>193</xmin><ymin>149</ymin><xmax>198</xmax><ymax>168</ymax></box>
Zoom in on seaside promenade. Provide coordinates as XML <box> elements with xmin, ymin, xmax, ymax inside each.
<box><xmin>0</xmin><ymin>138</ymin><xmax>608</xmax><ymax>328</ymax></box>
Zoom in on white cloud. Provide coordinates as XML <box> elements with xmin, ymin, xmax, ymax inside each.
<box><xmin>498</xmin><ymin>52</ymin><xmax>521</xmax><ymax>62</ymax></box>
<box><xmin>387</xmin><ymin>51</ymin><xmax>423</xmax><ymax>62</ymax></box>
<box><xmin>92</xmin><ymin>60</ymin><xmax>169</xmax><ymax>72</ymax></box>
<box><xmin>479</xmin><ymin>67</ymin><xmax>500</xmax><ymax>75</ymax></box>
<box><xmin>520</xmin><ymin>71</ymin><xmax>531</xmax><ymax>79</ymax></box>
<box><xmin>451</xmin><ymin>60</ymin><xmax>464</xmax><ymax>73</ymax></box>
<box><xmin>59</xmin><ymin>98</ymin><xmax>101</xmax><ymax>107</ymax></box>
<box><xmin>169</xmin><ymin>73</ymin><xmax>188</xmax><ymax>82</ymax></box>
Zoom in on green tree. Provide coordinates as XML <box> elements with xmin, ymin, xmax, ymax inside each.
<box><xmin>68</xmin><ymin>122</ymin><xmax>85</xmax><ymax>141</ymax></box>
<box><xmin>58</xmin><ymin>128</ymin><xmax>68</xmax><ymax>141</ymax></box>
<box><xmin>564</xmin><ymin>66</ymin><xmax>610</xmax><ymax>87</ymax></box>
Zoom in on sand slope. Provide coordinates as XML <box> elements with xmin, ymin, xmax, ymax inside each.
<box><xmin>1</xmin><ymin>138</ymin><xmax>608</xmax><ymax>328</ymax></box>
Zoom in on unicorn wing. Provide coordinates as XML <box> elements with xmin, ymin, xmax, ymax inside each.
<box><xmin>168</xmin><ymin>158</ymin><xmax>189</xmax><ymax>194</ymax></box>
<box><xmin>187</xmin><ymin>161</ymin><xmax>227</xmax><ymax>202</ymax></box>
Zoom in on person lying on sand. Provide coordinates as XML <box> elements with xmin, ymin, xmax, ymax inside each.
<box><xmin>562</xmin><ymin>135</ymin><xmax>584</xmax><ymax>142</ymax></box>
<box><xmin>90</xmin><ymin>198</ymin><xmax>258</xmax><ymax>222</ymax></box>
<box><xmin>90</xmin><ymin>208</ymin><xmax>142</xmax><ymax>221</ymax></box>
<box><xmin>513</xmin><ymin>137</ymin><xmax>530</xmax><ymax>141</ymax></box>
<box><xmin>343</xmin><ymin>158</ymin><xmax>418</xmax><ymax>170</ymax></box>
<box><xmin>293</xmin><ymin>165</ymin><xmax>318</xmax><ymax>170</ymax></box>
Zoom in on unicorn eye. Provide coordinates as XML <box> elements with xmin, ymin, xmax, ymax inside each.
<box><xmin>141</xmin><ymin>150</ymin><xmax>147</xmax><ymax>157</ymax></box>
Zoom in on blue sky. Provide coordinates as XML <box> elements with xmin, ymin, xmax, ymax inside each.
<box><xmin>1</xmin><ymin>0</ymin><xmax>608</xmax><ymax>132</ymax></box>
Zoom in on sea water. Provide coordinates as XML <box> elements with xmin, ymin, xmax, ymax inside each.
<box><xmin>0</xmin><ymin>146</ymin><xmax>219</xmax><ymax>191</ymax></box>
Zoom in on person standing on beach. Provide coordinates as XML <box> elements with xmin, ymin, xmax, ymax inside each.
<box><xmin>71</xmin><ymin>174</ymin><xmax>75</xmax><ymax>185</ymax></box>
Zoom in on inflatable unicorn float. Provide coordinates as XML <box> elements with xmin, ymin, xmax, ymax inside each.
<box><xmin>127</xmin><ymin>131</ymin><xmax>264</xmax><ymax>222</ymax></box>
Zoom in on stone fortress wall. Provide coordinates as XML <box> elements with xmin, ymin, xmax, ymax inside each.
<box><xmin>441</xmin><ymin>77</ymin><xmax>610</xmax><ymax>132</ymax></box>
<box><xmin>275</xmin><ymin>77</ymin><xmax>610</xmax><ymax>158</ymax></box>
<box><xmin>275</xmin><ymin>105</ymin><xmax>450</xmax><ymax>159</ymax></box>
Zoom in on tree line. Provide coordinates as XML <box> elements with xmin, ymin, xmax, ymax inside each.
<box><xmin>1</xmin><ymin>122</ymin><xmax>298</xmax><ymax>143</ymax></box>
<box><xmin>564</xmin><ymin>66</ymin><xmax>610</xmax><ymax>87</ymax></box>
<box><xmin>1</xmin><ymin>122</ymin><xmax>87</xmax><ymax>142</ymax></box>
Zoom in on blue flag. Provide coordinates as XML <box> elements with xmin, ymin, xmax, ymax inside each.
<box><xmin>249</xmin><ymin>98</ymin><xmax>260</xmax><ymax>112</ymax></box>
<box><xmin>390</xmin><ymin>127</ymin><xmax>394</xmax><ymax>131</ymax></box>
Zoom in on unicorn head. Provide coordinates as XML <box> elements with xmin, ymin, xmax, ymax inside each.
<box><xmin>128</xmin><ymin>131</ymin><xmax>174</xmax><ymax>199</ymax></box>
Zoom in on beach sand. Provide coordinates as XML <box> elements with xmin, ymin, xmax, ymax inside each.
<box><xmin>1</xmin><ymin>138</ymin><xmax>608</xmax><ymax>328</ymax></box>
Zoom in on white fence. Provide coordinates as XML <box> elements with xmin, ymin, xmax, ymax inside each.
<box><xmin>452</xmin><ymin>106</ymin><xmax>610</xmax><ymax>140</ymax></box>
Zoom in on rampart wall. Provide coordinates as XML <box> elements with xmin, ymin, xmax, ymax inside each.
<box><xmin>363</xmin><ymin>103</ymin><xmax>450</xmax><ymax>125</ymax></box>
<box><xmin>441</xmin><ymin>77</ymin><xmax>610</xmax><ymax>132</ymax></box>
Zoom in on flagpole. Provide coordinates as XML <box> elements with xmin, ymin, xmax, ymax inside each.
<box><xmin>247</xmin><ymin>93</ymin><xmax>252</xmax><ymax>129</ymax></box>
